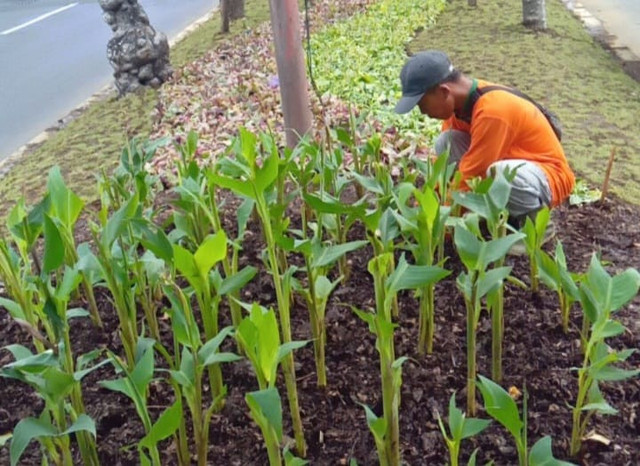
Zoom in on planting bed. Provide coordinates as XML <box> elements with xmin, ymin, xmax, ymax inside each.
<box><xmin>0</xmin><ymin>191</ymin><xmax>638</xmax><ymax>466</ymax></box>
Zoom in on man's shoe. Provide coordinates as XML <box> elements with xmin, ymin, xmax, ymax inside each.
<box><xmin>508</xmin><ymin>221</ymin><xmax>556</xmax><ymax>256</ymax></box>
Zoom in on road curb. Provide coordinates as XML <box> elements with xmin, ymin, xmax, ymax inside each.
<box><xmin>561</xmin><ymin>0</ymin><xmax>640</xmax><ymax>83</ymax></box>
<box><xmin>0</xmin><ymin>8</ymin><xmax>216</xmax><ymax>180</ymax></box>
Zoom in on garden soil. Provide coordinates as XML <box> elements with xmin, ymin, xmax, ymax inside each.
<box><xmin>0</xmin><ymin>193</ymin><xmax>638</xmax><ymax>466</ymax></box>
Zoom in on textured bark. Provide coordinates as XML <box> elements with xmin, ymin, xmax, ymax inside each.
<box><xmin>268</xmin><ymin>0</ymin><xmax>313</xmax><ymax>147</ymax></box>
<box><xmin>522</xmin><ymin>0</ymin><xmax>547</xmax><ymax>30</ymax></box>
<box><xmin>221</xmin><ymin>0</ymin><xmax>245</xmax><ymax>33</ymax></box>
<box><xmin>468</xmin><ymin>0</ymin><xmax>477</xmax><ymax>6</ymax></box>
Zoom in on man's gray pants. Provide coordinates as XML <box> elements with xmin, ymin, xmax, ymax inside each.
<box><xmin>435</xmin><ymin>129</ymin><xmax>552</xmax><ymax>218</ymax></box>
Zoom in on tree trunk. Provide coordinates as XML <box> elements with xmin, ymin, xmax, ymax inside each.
<box><xmin>522</xmin><ymin>0</ymin><xmax>547</xmax><ymax>30</ymax></box>
<box><xmin>468</xmin><ymin>0</ymin><xmax>477</xmax><ymax>6</ymax></box>
<box><xmin>221</xmin><ymin>0</ymin><xmax>245</xmax><ymax>34</ymax></box>
<box><xmin>268</xmin><ymin>0</ymin><xmax>313</xmax><ymax>148</ymax></box>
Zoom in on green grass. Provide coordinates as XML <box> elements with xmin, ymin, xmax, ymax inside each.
<box><xmin>0</xmin><ymin>0</ymin><xmax>273</xmax><ymax>218</ymax></box>
<box><xmin>410</xmin><ymin>0</ymin><xmax>640</xmax><ymax>202</ymax></box>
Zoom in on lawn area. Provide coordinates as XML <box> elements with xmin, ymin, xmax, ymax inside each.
<box><xmin>411</xmin><ymin>0</ymin><xmax>640</xmax><ymax>202</ymax></box>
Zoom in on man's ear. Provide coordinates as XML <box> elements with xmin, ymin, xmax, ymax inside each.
<box><xmin>439</xmin><ymin>83</ymin><xmax>452</xmax><ymax>98</ymax></box>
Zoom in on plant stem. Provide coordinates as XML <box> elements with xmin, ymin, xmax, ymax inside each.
<box><xmin>491</xmin><ymin>284</ymin><xmax>504</xmax><ymax>383</ymax></box>
<box><xmin>559</xmin><ymin>292</ymin><xmax>569</xmax><ymax>333</ymax></box>
<box><xmin>465</xmin><ymin>277</ymin><xmax>478</xmax><ymax>416</ymax></box>
<box><xmin>257</xmin><ymin>196</ymin><xmax>306</xmax><ymax>456</ymax></box>
<box><xmin>418</xmin><ymin>284</ymin><xmax>435</xmax><ymax>355</ymax></box>
<box><xmin>381</xmin><ymin>354</ymin><xmax>400</xmax><ymax>466</ymax></box>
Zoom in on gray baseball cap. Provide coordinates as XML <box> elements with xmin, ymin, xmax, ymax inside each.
<box><xmin>394</xmin><ymin>50</ymin><xmax>455</xmax><ymax>114</ymax></box>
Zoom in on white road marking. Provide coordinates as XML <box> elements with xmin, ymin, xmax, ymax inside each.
<box><xmin>1</xmin><ymin>3</ymin><xmax>79</xmax><ymax>36</ymax></box>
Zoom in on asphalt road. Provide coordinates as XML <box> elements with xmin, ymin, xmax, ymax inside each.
<box><xmin>576</xmin><ymin>0</ymin><xmax>640</xmax><ymax>58</ymax></box>
<box><xmin>0</xmin><ymin>0</ymin><xmax>216</xmax><ymax>160</ymax></box>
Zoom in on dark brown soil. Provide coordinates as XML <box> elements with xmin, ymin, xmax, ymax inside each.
<box><xmin>1</xmin><ymin>193</ymin><xmax>639</xmax><ymax>466</ymax></box>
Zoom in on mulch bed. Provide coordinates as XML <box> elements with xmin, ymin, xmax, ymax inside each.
<box><xmin>1</xmin><ymin>191</ymin><xmax>639</xmax><ymax>466</ymax></box>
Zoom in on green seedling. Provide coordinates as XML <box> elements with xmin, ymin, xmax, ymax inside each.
<box><xmin>521</xmin><ymin>207</ymin><xmax>551</xmax><ymax>294</ymax></box>
<box><xmin>211</xmin><ymin>128</ymin><xmax>307</xmax><ymax>455</ymax></box>
<box><xmin>453</xmin><ymin>170</ymin><xmax>514</xmax><ymax>383</ymax></box>
<box><xmin>44</xmin><ymin>167</ymin><xmax>101</xmax><ymax>327</ymax></box>
<box><xmin>2</xmin><ymin>342</ymin><xmax>105</xmax><ymax>466</ymax></box>
<box><xmin>99</xmin><ymin>339</ymin><xmax>181</xmax><ymax>466</ymax></box>
<box><xmin>454</xmin><ymin>216</ymin><xmax>524</xmax><ymax>414</ymax></box>
<box><xmin>164</xmin><ymin>284</ymin><xmax>242</xmax><ymax>466</ymax></box>
<box><xmin>236</xmin><ymin>304</ymin><xmax>308</xmax><ymax>464</ymax></box>
<box><xmin>536</xmin><ymin>242</ymin><xmax>581</xmax><ymax>333</ymax></box>
<box><xmin>569</xmin><ymin>255</ymin><xmax>640</xmax><ymax>457</ymax></box>
<box><xmin>291</xmin><ymin>233</ymin><xmax>366</xmax><ymax>386</ymax></box>
<box><xmin>437</xmin><ymin>393</ymin><xmax>491</xmax><ymax>466</ymax></box>
<box><xmin>354</xmin><ymin>253</ymin><xmax>449</xmax><ymax>466</ymax></box>
<box><xmin>393</xmin><ymin>181</ymin><xmax>450</xmax><ymax>354</ymax></box>
<box><xmin>477</xmin><ymin>376</ymin><xmax>575</xmax><ymax>466</ymax></box>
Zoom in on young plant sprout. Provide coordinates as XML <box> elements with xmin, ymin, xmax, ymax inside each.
<box><xmin>453</xmin><ymin>170</ymin><xmax>516</xmax><ymax>383</ymax></box>
<box><xmin>211</xmin><ymin>128</ymin><xmax>307</xmax><ymax>456</ymax></box>
<box><xmin>291</xmin><ymin>234</ymin><xmax>366</xmax><ymax>387</ymax></box>
<box><xmin>454</xmin><ymin>215</ymin><xmax>524</xmax><ymax>414</ymax></box>
<box><xmin>99</xmin><ymin>340</ymin><xmax>181</xmax><ymax>466</ymax></box>
<box><xmin>477</xmin><ymin>376</ymin><xmax>575</xmax><ymax>466</ymax></box>
<box><xmin>436</xmin><ymin>393</ymin><xmax>490</xmax><ymax>466</ymax></box>
<box><xmin>536</xmin><ymin>242</ymin><xmax>581</xmax><ymax>333</ymax></box>
<box><xmin>354</xmin><ymin>253</ymin><xmax>449</xmax><ymax>465</ymax></box>
<box><xmin>393</xmin><ymin>182</ymin><xmax>450</xmax><ymax>354</ymax></box>
<box><xmin>235</xmin><ymin>303</ymin><xmax>308</xmax><ymax>465</ymax></box>
<box><xmin>521</xmin><ymin>207</ymin><xmax>551</xmax><ymax>294</ymax></box>
<box><xmin>569</xmin><ymin>255</ymin><xmax>640</xmax><ymax>457</ymax></box>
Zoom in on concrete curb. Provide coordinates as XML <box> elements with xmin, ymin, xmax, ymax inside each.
<box><xmin>0</xmin><ymin>9</ymin><xmax>216</xmax><ymax>179</ymax></box>
<box><xmin>561</xmin><ymin>0</ymin><xmax>640</xmax><ymax>82</ymax></box>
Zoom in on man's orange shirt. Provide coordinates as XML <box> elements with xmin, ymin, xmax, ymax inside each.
<box><xmin>442</xmin><ymin>80</ymin><xmax>575</xmax><ymax>206</ymax></box>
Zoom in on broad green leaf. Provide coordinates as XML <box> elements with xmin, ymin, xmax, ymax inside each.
<box><xmin>102</xmin><ymin>193</ymin><xmax>139</xmax><ymax>249</ymax></box>
<box><xmin>194</xmin><ymin>231</ymin><xmax>227</xmax><ymax>279</ymax></box>
<box><xmin>447</xmin><ymin>393</ymin><xmax>464</xmax><ymax>439</ymax></box>
<box><xmin>0</xmin><ymin>298</ymin><xmax>25</xmax><ymax>320</ymax></box>
<box><xmin>2</xmin><ymin>349</ymin><xmax>57</xmax><ymax>373</ymax></box>
<box><xmin>201</xmin><ymin>352</ymin><xmax>242</xmax><ymax>367</ymax></box>
<box><xmin>477</xmin><ymin>375</ymin><xmax>523</xmax><ymax>441</ymax></box>
<box><xmin>591</xmin><ymin>366</ymin><xmax>640</xmax><ymax>381</ymax></box>
<box><xmin>10</xmin><ymin>417</ymin><xmax>57</xmax><ymax>466</ymax></box>
<box><xmin>277</xmin><ymin>341</ymin><xmax>309</xmax><ymax>364</ymax></box>
<box><xmin>209</xmin><ymin>174</ymin><xmax>255</xmax><ymax>199</ymax></box>
<box><xmin>610</xmin><ymin>269</ymin><xmax>640</xmax><ymax>311</ymax></box>
<box><xmin>488</xmin><ymin>172</ymin><xmax>511</xmax><ymax>211</ymax></box>
<box><xmin>311</xmin><ymin>240</ymin><xmax>368</xmax><ymax>268</ymax></box>
<box><xmin>362</xmin><ymin>404</ymin><xmax>387</xmax><ymax>441</ymax></box>
<box><xmin>477</xmin><ymin>267</ymin><xmax>513</xmax><ymax>299</ymax></box>
<box><xmin>130</xmin><ymin>345</ymin><xmax>155</xmax><ymax>394</ymax></box>
<box><xmin>218</xmin><ymin>266</ymin><xmax>257</xmax><ymax>295</ymax></box>
<box><xmin>43</xmin><ymin>215</ymin><xmax>64</xmax><ymax>273</ymax></box>
<box><xmin>314</xmin><ymin>275</ymin><xmax>340</xmax><ymax>301</ymax></box>
<box><xmin>536</xmin><ymin>250</ymin><xmax>560</xmax><ymax>291</ymax></box>
<box><xmin>255</xmin><ymin>149</ymin><xmax>279</xmax><ymax>193</ymax></box>
<box><xmin>139</xmin><ymin>399</ymin><xmax>182</xmax><ymax>449</ymax></box>
<box><xmin>534</xmin><ymin>207</ymin><xmax>550</xmax><ymax>239</ymax></box>
<box><xmin>461</xmin><ymin>417</ymin><xmax>491</xmax><ymax>440</ymax></box>
<box><xmin>198</xmin><ymin>326</ymin><xmax>235</xmax><ymax>365</ymax></box>
<box><xmin>61</xmin><ymin>414</ymin><xmax>96</xmax><ymax>437</ymax></box>
<box><xmin>386</xmin><ymin>255</ymin><xmax>450</xmax><ymax>293</ymax></box>
<box><xmin>529</xmin><ymin>435</ymin><xmax>575</xmax><ymax>466</ymax></box>
<box><xmin>481</xmin><ymin>234</ymin><xmax>525</xmax><ymax>268</ymax></box>
<box><xmin>173</xmin><ymin>244</ymin><xmax>199</xmax><ymax>286</ymax></box>
<box><xmin>246</xmin><ymin>387</ymin><xmax>283</xmax><ymax>439</ymax></box>
<box><xmin>99</xmin><ymin>377</ymin><xmax>134</xmax><ymax>400</ymax></box>
<box><xmin>452</xmin><ymin>192</ymin><xmax>492</xmax><ymax>221</ymax></box>
<box><xmin>284</xmin><ymin>447</ymin><xmax>309</xmax><ymax>466</ymax></box>
<box><xmin>454</xmin><ymin>226</ymin><xmax>481</xmax><ymax>270</ymax></box>
<box><xmin>414</xmin><ymin>187</ymin><xmax>439</xmax><ymax>230</ymax></box>
<box><xmin>47</xmin><ymin>166</ymin><xmax>84</xmax><ymax>228</ymax></box>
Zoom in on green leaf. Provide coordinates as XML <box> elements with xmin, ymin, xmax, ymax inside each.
<box><xmin>461</xmin><ymin>417</ymin><xmax>491</xmax><ymax>440</ymax></box>
<box><xmin>312</xmin><ymin>240</ymin><xmax>368</xmax><ymax>268</ymax></box>
<box><xmin>477</xmin><ymin>375</ymin><xmax>523</xmax><ymax>441</ymax></box>
<box><xmin>477</xmin><ymin>267</ymin><xmax>512</xmax><ymax>299</ymax></box>
<box><xmin>277</xmin><ymin>341</ymin><xmax>309</xmax><ymax>364</ymax></box>
<box><xmin>246</xmin><ymin>387</ymin><xmax>283</xmax><ymax>439</ymax></box>
<box><xmin>194</xmin><ymin>231</ymin><xmax>227</xmax><ymax>279</ymax></box>
<box><xmin>218</xmin><ymin>266</ymin><xmax>257</xmax><ymax>295</ymax></box>
<box><xmin>362</xmin><ymin>404</ymin><xmax>387</xmax><ymax>441</ymax></box>
<box><xmin>529</xmin><ymin>436</ymin><xmax>576</xmax><ymax>466</ymax></box>
<box><xmin>102</xmin><ymin>193</ymin><xmax>139</xmax><ymax>248</ymax></box>
<box><xmin>0</xmin><ymin>298</ymin><xmax>25</xmax><ymax>320</ymax></box>
<box><xmin>139</xmin><ymin>399</ymin><xmax>182</xmax><ymax>449</ymax></box>
<box><xmin>47</xmin><ymin>166</ymin><xmax>84</xmax><ymax>229</ymax></box>
<box><xmin>130</xmin><ymin>345</ymin><xmax>155</xmax><ymax>394</ymax></box>
<box><xmin>43</xmin><ymin>215</ymin><xmax>65</xmax><ymax>273</ymax></box>
<box><xmin>10</xmin><ymin>417</ymin><xmax>57</xmax><ymax>466</ymax></box>
<box><xmin>591</xmin><ymin>366</ymin><xmax>640</xmax><ymax>381</ymax></box>
<box><xmin>198</xmin><ymin>326</ymin><xmax>235</xmax><ymax>365</ymax></box>
<box><xmin>255</xmin><ymin>148</ymin><xmax>279</xmax><ymax>193</ymax></box>
<box><xmin>209</xmin><ymin>174</ymin><xmax>255</xmax><ymax>199</ymax></box>
<box><xmin>61</xmin><ymin>414</ymin><xmax>96</xmax><ymax>437</ymax></box>
<box><xmin>454</xmin><ymin>226</ymin><xmax>481</xmax><ymax>270</ymax></box>
<box><xmin>386</xmin><ymin>255</ymin><xmax>450</xmax><ymax>293</ymax></box>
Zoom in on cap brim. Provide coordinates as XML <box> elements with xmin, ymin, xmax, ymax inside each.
<box><xmin>394</xmin><ymin>93</ymin><xmax>423</xmax><ymax>114</ymax></box>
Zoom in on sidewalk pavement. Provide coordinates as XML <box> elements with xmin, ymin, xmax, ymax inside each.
<box><xmin>562</xmin><ymin>0</ymin><xmax>640</xmax><ymax>82</ymax></box>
